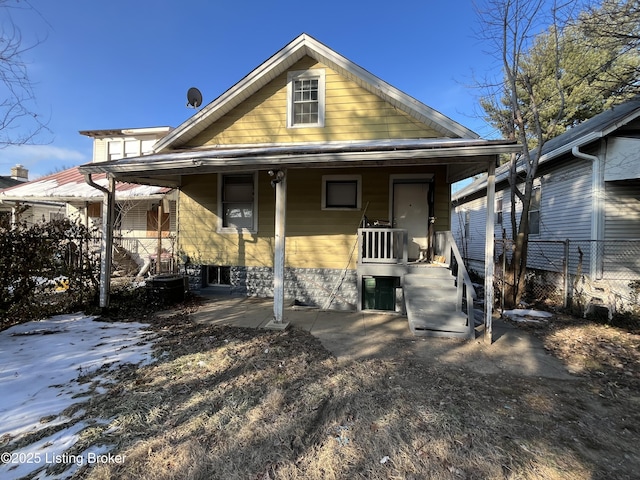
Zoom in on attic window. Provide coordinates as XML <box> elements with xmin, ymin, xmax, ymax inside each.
<box><xmin>287</xmin><ymin>69</ymin><xmax>325</xmax><ymax>128</ymax></box>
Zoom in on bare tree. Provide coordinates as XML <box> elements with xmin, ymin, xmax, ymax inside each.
<box><xmin>477</xmin><ymin>0</ymin><xmax>570</xmax><ymax>307</ymax></box>
<box><xmin>0</xmin><ymin>0</ymin><xmax>49</xmax><ymax>147</ymax></box>
<box><xmin>478</xmin><ymin>0</ymin><xmax>640</xmax><ymax>307</ymax></box>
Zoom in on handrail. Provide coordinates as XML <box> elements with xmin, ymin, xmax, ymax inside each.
<box><xmin>446</xmin><ymin>231</ymin><xmax>476</xmax><ymax>300</ymax></box>
<box><xmin>443</xmin><ymin>231</ymin><xmax>476</xmax><ymax>338</ymax></box>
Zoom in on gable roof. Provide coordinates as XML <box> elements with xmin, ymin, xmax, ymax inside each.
<box><xmin>453</xmin><ymin>98</ymin><xmax>640</xmax><ymax>202</ymax></box>
<box><xmin>0</xmin><ymin>166</ymin><xmax>172</xmax><ymax>203</ymax></box>
<box><xmin>153</xmin><ymin>33</ymin><xmax>479</xmax><ymax>153</ymax></box>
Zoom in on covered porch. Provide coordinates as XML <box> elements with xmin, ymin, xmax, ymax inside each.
<box><xmin>78</xmin><ymin>138</ymin><xmax>519</xmax><ymax>342</ymax></box>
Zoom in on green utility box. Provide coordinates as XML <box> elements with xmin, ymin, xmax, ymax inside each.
<box><xmin>363</xmin><ymin>276</ymin><xmax>399</xmax><ymax>311</ymax></box>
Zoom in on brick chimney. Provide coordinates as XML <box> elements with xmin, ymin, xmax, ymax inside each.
<box><xmin>10</xmin><ymin>164</ymin><xmax>28</xmax><ymax>182</ymax></box>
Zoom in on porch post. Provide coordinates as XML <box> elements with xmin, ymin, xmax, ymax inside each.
<box><xmin>484</xmin><ymin>160</ymin><xmax>496</xmax><ymax>343</ymax></box>
<box><xmin>99</xmin><ymin>175</ymin><xmax>116</xmax><ymax>308</ymax></box>
<box><xmin>265</xmin><ymin>169</ymin><xmax>290</xmax><ymax>330</ymax></box>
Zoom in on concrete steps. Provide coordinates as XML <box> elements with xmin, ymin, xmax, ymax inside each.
<box><xmin>403</xmin><ymin>269</ymin><xmax>475</xmax><ymax>339</ymax></box>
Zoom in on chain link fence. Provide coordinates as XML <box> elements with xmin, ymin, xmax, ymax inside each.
<box><xmin>494</xmin><ymin>239</ymin><xmax>640</xmax><ymax>317</ymax></box>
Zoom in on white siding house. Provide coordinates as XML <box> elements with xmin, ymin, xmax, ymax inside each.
<box><xmin>452</xmin><ymin>99</ymin><xmax>640</xmax><ymax>314</ymax></box>
<box><xmin>0</xmin><ymin>127</ymin><xmax>178</xmax><ymax>276</ymax></box>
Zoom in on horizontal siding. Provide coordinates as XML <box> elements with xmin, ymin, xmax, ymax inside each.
<box><xmin>185</xmin><ymin>56</ymin><xmax>440</xmax><ymax>147</ymax></box>
<box><xmin>94</xmin><ymin>139</ymin><xmax>106</xmax><ymax>163</ymax></box>
<box><xmin>605</xmin><ymin>179</ymin><xmax>640</xmax><ymax>240</ymax></box>
<box><xmin>178</xmin><ymin>166</ymin><xmax>449</xmax><ymax>270</ymax></box>
<box><xmin>537</xmin><ymin>159</ymin><xmax>592</xmax><ymax>240</ymax></box>
<box><xmin>452</xmin><ymin>158</ymin><xmax>596</xmax><ymax>272</ymax></box>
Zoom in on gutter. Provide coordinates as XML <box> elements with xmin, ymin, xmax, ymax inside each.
<box><xmin>571</xmin><ymin>145</ymin><xmax>603</xmax><ymax>279</ymax></box>
<box><xmin>83</xmin><ymin>173</ymin><xmax>109</xmax><ymax>194</ymax></box>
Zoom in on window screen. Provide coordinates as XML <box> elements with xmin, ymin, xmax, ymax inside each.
<box><xmin>325</xmin><ymin>180</ymin><xmax>358</xmax><ymax>208</ymax></box>
<box><xmin>222</xmin><ymin>174</ymin><xmax>254</xmax><ymax>230</ymax></box>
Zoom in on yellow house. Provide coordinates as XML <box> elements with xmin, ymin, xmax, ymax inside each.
<box><xmin>80</xmin><ymin>34</ymin><xmax>519</xmax><ymax>337</ymax></box>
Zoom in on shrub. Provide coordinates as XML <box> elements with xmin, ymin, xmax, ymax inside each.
<box><xmin>0</xmin><ymin>218</ymin><xmax>100</xmax><ymax>329</ymax></box>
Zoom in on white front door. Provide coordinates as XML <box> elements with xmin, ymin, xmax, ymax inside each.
<box><xmin>393</xmin><ymin>182</ymin><xmax>429</xmax><ymax>261</ymax></box>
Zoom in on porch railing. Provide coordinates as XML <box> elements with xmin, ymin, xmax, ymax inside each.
<box><xmin>358</xmin><ymin>228</ymin><xmax>408</xmax><ymax>264</ymax></box>
<box><xmin>114</xmin><ymin>235</ymin><xmax>176</xmax><ymax>274</ymax></box>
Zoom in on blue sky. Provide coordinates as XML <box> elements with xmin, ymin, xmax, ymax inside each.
<box><xmin>1</xmin><ymin>0</ymin><xmax>504</xmax><ymax>179</ymax></box>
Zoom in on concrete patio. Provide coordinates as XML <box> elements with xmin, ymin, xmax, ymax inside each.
<box><xmin>188</xmin><ymin>293</ymin><xmax>575</xmax><ymax>381</ymax></box>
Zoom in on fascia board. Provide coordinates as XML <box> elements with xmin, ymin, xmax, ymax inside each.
<box><xmin>79</xmin><ymin>143</ymin><xmax>520</xmax><ymax>178</ymax></box>
<box><xmin>0</xmin><ymin>198</ymin><xmax>65</xmax><ymax>207</ymax></box>
<box><xmin>0</xmin><ymin>193</ymin><xmax>168</xmax><ymax>203</ymax></box>
<box><xmin>452</xmin><ymin>131</ymin><xmax>605</xmax><ymax>202</ymax></box>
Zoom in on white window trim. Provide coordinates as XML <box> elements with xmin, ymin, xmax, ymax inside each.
<box><xmin>217</xmin><ymin>172</ymin><xmax>259</xmax><ymax>234</ymax></box>
<box><xmin>528</xmin><ymin>184</ymin><xmax>541</xmax><ymax>236</ymax></box>
<box><xmin>321</xmin><ymin>174</ymin><xmax>362</xmax><ymax>211</ymax></box>
<box><xmin>287</xmin><ymin>69</ymin><xmax>326</xmax><ymax>129</ymax></box>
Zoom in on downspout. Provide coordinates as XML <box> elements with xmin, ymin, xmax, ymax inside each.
<box><xmin>83</xmin><ymin>173</ymin><xmax>116</xmax><ymax>308</ymax></box>
<box><xmin>571</xmin><ymin>145</ymin><xmax>603</xmax><ymax>279</ymax></box>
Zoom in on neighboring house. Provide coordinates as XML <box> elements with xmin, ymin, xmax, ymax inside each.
<box><xmin>79</xmin><ymin>33</ymin><xmax>519</xmax><ymax>332</ymax></box>
<box><xmin>0</xmin><ymin>128</ymin><xmax>178</xmax><ymax>276</ymax></box>
<box><xmin>0</xmin><ymin>164</ymin><xmax>51</xmax><ymax>227</ymax></box>
<box><xmin>452</xmin><ymin>98</ymin><xmax>640</xmax><ymax>314</ymax></box>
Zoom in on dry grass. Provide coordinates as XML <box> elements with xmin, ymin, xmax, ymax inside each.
<box><xmin>21</xmin><ymin>308</ymin><xmax>640</xmax><ymax>480</ymax></box>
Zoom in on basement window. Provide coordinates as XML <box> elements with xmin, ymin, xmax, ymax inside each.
<box><xmin>287</xmin><ymin>69</ymin><xmax>325</xmax><ymax>128</ymax></box>
<box><xmin>207</xmin><ymin>265</ymin><xmax>231</xmax><ymax>286</ymax></box>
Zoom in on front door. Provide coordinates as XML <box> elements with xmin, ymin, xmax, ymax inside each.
<box><xmin>393</xmin><ymin>181</ymin><xmax>429</xmax><ymax>261</ymax></box>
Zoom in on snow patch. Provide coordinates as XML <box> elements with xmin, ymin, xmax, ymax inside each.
<box><xmin>0</xmin><ymin>313</ymin><xmax>156</xmax><ymax>479</ymax></box>
<box><xmin>502</xmin><ymin>309</ymin><xmax>553</xmax><ymax>323</ymax></box>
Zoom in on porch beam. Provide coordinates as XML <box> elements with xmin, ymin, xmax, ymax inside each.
<box><xmin>265</xmin><ymin>169</ymin><xmax>290</xmax><ymax>330</ymax></box>
<box><xmin>484</xmin><ymin>160</ymin><xmax>496</xmax><ymax>343</ymax></box>
<box><xmin>79</xmin><ymin>143</ymin><xmax>522</xmax><ymax>177</ymax></box>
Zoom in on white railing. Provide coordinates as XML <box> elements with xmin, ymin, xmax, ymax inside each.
<box><xmin>114</xmin><ymin>235</ymin><xmax>176</xmax><ymax>274</ymax></box>
<box><xmin>358</xmin><ymin>228</ymin><xmax>408</xmax><ymax>264</ymax></box>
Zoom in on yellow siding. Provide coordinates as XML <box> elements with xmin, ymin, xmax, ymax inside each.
<box><xmin>178</xmin><ymin>166</ymin><xmax>450</xmax><ymax>270</ymax></box>
<box><xmin>185</xmin><ymin>57</ymin><xmax>441</xmax><ymax>147</ymax></box>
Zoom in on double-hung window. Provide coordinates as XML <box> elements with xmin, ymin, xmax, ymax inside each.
<box><xmin>528</xmin><ymin>186</ymin><xmax>541</xmax><ymax>235</ymax></box>
<box><xmin>287</xmin><ymin>69</ymin><xmax>325</xmax><ymax>128</ymax></box>
<box><xmin>218</xmin><ymin>173</ymin><xmax>257</xmax><ymax>233</ymax></box>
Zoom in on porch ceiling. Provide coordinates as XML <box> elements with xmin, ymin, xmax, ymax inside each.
<box><xmin>78</xmin><ymin>138</ymin><xmax>520</xmax><ymax>187</ymax></box>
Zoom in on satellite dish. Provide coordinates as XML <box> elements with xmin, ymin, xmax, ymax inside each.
<box><xmin>186</xmin><ymin>87</ymin><xmax>203</xmax><ymax>108</ymax></box>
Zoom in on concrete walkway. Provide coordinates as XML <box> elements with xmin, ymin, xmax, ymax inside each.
<box><xmin>188</xmin><ymin>294</ymin><xmax>574</xmax><ymax>380</ymax></box>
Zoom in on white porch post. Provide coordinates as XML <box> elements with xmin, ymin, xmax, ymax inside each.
<box><xmin>99</xmin><ymin>175</ymin><xmax>116</xmax><ymax>308</ymax></box>
<box><xmin>265</xmin><ymin>169</ymin><xmax>290</xmax><ymax>330</ymax></box>
<box><xmin>484</xmin><ymin>160</ymin><xmax>496</xmax><ymax>343</ymax></box>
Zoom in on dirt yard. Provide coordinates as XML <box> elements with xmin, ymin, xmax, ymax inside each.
<box><xmin>4</xmin><ymin>300</ymin><xmax>640</xmax><ymax>480</ymax></box>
